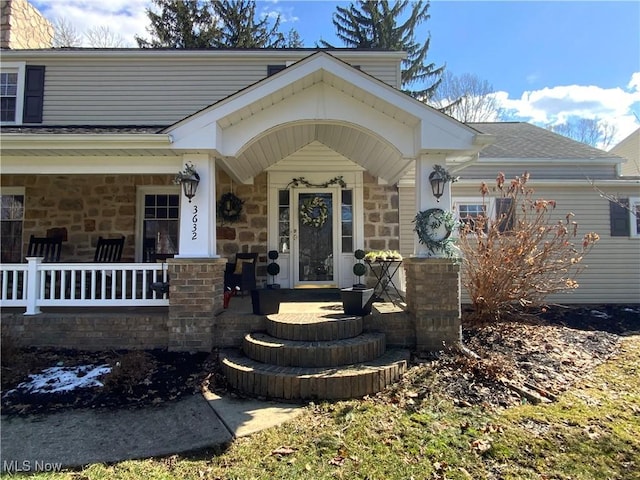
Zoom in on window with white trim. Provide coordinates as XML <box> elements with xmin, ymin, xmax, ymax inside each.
<box><xmin>136</xmin><ymin>187</ymin><xmax>181</xmax><ymax>261</ymax></box>
<box><xmin>630</xmin><ymin>197</ymin><xmax>640</xmax><ymax>238</ymax></box>
<box><xmin>0</xmin><ymin>188</ymin><xmax>25</xmax><ymax>263</ymax></box>
<box><xmin>454</xmin><ymin>197</ymin><xmax>492</xmax><ymax>234</ymax></box>
<box><xmin>0</xmin><ymin>62</ymin><xmax>25</xmax><ymax>125</ymax></box>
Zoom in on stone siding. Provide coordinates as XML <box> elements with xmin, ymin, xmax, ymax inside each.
<box><xmin>1</xmin><ymin>0</ymin><xmax>53</xmax><ymax>49</ymax></box>
<box><xmin>363</xmin><ymin>172</ymin><xmax>400</xmax><ymax>252</ymax></box>
<box><xmin>2</xmin><ymin>174</ymin><xmax>173</xmax><ymax>262</ymax></box>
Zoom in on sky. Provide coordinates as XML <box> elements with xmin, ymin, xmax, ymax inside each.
<box><xmin>31</xmin><ymin>0</ymin><xmax>640</xmax><ymax>148</ymax></box>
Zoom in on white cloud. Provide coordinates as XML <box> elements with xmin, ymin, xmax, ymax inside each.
<box><xmin>34</xmin><ymin>0</ymin><xmax>149</xmax><ymax>47</ymax></box>
<box><xmin>496</xmin><ymin>73</ymin><xmax>640</xmax><ymax>147</ymax></box>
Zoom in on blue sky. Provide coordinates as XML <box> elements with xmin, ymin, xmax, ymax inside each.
<box><xmin>33</xmin><ymin>1</ymin><xmax>640</xmax><ymax>146</ymax></box>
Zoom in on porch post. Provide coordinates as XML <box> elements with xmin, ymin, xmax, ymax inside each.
<box><xmin>176</xmin><ymin>153</ymin><xmax>218</xmax><ymax>258</ymax></box>
<box><xmin>24</xmin><ymin>257</ymin><xmax>42</xmax><ymax>315</ymax></box>
<box><xmin>414</xmin><ymin>153</ymin><xmax>450</xmax><ymax>257</ymax></box>
<box><xmin>406</xmin><ymin>153</ymin><xmax>461</xmax><ymax>351</ymax></box>
<box><xmin>168</xmin><ymin>153</ymin><xmax>224</xmax><ymax>352</ymax></box>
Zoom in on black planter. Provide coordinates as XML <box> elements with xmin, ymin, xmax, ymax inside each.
<box><xmin>251</xmin><ymin>288</ymin><xmax>281</xmax><ymax>315</ymax></box>
<box><xmin>340</xmin><ymin>287</ymin><xmax>374</xmax><ymax>316</ymax></box>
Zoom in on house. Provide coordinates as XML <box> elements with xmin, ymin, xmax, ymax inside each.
<box><xmin>610</xmin><ymin>127</ymin><xmax>640</xmax><ymax>177</ymax></box>
<box><xmin>1</xmin><ymin>6</ymin><xmax>638</xmax><ymax>357</ymax></box>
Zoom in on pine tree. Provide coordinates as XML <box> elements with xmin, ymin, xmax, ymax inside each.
<box><xmin>212</xmin><ymin>0</ymin><xmax>286</xmax><ymax>48</ymax></box>
<box><xmin>320</xmin><ymin>0</ymin><xmax>444</xmax><ymax>99</ymax></box>
<box><xmin>135</xmin><ymin>0</ymin><xmax>218</xmax><ymax>48</ymax></box>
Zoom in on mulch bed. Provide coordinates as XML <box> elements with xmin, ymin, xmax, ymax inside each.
<box><xmin>1</xmin><ymin>304</ymin><xmax>638</xmax><ymax>415</ymax></box>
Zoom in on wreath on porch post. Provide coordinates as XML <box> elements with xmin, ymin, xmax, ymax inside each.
<box><xmin>218</xmin><ymin>192</ymin><xmax>244</xmax><ymax>224</ymax></box>
<box><xmin>413</xmin><ymin>208</ymin><xmax>457</xmax><ymax>257</ymax></box>
<box><xmin>300</xmin><ymin>196</ymin><xmax>329</xmax><ymax>228</ymax></box>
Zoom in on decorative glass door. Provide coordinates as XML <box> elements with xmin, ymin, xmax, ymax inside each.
<box><xmin>294</xmin><ymin>191</ymin><xmax>335</xmax><ymax>286</ymax></box>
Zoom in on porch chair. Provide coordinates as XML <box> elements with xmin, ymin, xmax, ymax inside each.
<box><xmin>26</xmin><ymin>235</ymin><xmax>62</xmax><ymax>262</ymax></box>
<box><xmin>224</xmin><ymin>252</ymin><xmax>258</xmax><ymax>296</ymax></box>
<box><xmin>93</xmin><ymin>236</ymin><xmax>125</xmax><ymax>263</ymax></box>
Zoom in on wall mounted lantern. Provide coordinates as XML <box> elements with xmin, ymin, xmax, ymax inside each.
<box><xmin>174</xmin><ymin>162</ymin><xmax>200</xmax><ymax>203</ymax></box>
<box><xmin>428</xmin><ymin>164</ymin><xmax>456</xmax><ymax>202</ymax></box>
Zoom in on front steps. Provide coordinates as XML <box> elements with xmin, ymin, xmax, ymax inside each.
<box><xmin>222</xmin><ymin>312</ymin><xmax>409</xmax><ymax>401</ymax></box>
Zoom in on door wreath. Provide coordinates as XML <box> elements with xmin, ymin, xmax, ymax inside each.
<box><xmin>300</xmin><ymin>196</ymin><xmax>329</xmax><ymax>228</ymax></box>
<box><xmin>218</xmin><ymin>192</ymin><xmax>244</xmax><ymax>224</ymax></box>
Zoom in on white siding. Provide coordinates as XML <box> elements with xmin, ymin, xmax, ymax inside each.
<box><xmin>398</xmin><ymin>185</ymin><xmax>416</xmax><ymax>258</ymax></box>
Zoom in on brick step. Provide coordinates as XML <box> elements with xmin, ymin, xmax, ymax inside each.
<box><xmin>243</xmin><ymin>332</ymin><xmax>386</xmax><ymax>367</ymax></box>
<box><xmin>221</xmin><ymin>348</ymin><xmax>410</xmax><ymax>401</ymax></box>
<box><xmin>266</xmin><ymin>313</ymin><xmax>363</xmax><ymax>341</ymax></box>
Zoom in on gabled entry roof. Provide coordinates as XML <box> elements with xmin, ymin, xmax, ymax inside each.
<box><xmin>165</xmin><ymin>51</ymin><xmax>492</xmax><ymax>184</ymax></box>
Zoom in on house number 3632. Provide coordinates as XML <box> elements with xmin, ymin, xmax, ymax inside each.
<box><xmin>191</xmin><ymin>205</ymin><xmax>198</xmax><ymax>240</ymax></box>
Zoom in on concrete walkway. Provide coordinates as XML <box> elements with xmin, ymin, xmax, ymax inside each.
<box><xmin>0</xmin><ymin>392</ymin><xmax>303</xmax><ymax>473</ymax></box>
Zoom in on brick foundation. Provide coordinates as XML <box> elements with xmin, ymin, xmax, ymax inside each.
<box><xmin>403</xmin><ymin>257</ymin><xmax>462</xmax><ymax>351</ymax></box>
<box><xmin>1</xmin><ymin>309</ymin><xmax>169</xmax><ymax>350</ymax></box>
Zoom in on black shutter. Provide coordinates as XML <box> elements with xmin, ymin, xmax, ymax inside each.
<box><xmin>267</xmin><ymin>65</ymin><xmax>286</xmax><ymax>76</ymax></box>
<box><xmin>495</xmin><ymin>197</ymin><xmax>514</xmax><ymax>232</ymax></box>
<box><xmin>610</xmin><ymin>198</ymin><xmax>630</xmax><ymax>237</ymax></box>
<box><xmin>22</xmin><ymin>65</ymin><xmax>45</xmax><ymax>123</ymax></box>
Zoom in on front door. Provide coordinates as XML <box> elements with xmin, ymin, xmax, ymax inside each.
<box><xmin>293</xmin><ymin>190</ymin><xmax>336</xmax><ymax>287</ymax></box>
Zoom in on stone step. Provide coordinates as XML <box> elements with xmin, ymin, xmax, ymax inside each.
<box><xmin>221</xmin><ymin>348</ymin><xmax>410</xmax><ymax>401</ymax></box>
<box><xmin>266</xmin><ymin>313</ymin><xmax>363</xmax><ymax>341</ymax></box>
<box><xmin>243</xmin><ymin>332</ymin><xmax>386</xmax><ymax>367</ymax></box>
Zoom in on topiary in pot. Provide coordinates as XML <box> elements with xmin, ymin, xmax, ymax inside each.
<box><xmin>353</xmin><ymin>249</ymin><xmax>367</xmax><ymax>288</ymax></box>
<box><xmin>267</xmin><ymin>250</ymin><xmax>280</xmax><ymax>288</ymax></box>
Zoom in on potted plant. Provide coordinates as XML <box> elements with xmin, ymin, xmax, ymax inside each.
<box><xmin>340</xmin><ymin>286</ymin><xmax>374</xmax><ymax>316</ymax></box>
<box><xmin>251</xmin><ymin>288</ymin><xmax>281</xmax><ymax>315</ymax></box>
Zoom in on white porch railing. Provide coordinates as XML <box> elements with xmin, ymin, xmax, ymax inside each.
<box><xmin>0</xmin><ymin>257</ymin><xmax>170</xmax><ymax>315</ymax></box>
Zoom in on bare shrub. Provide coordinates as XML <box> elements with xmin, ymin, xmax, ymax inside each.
<box><xmin>457</xmin><ymin>172</ymin><xmax>599</xmax><ymax>322</ymax></box>
<box><xmin>102</xmin><ymin>351</ymin><xmax>157</xmax><ymax>394</ymax></box>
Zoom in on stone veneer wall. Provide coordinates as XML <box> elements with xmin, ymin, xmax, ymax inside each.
<box><xmin>1</xmin><ymin>174</ymin><xmax>174</xmax><ymax>262</ymax></box>
<box><xmin>216</xmin><ymin>170</ymin><xmax>270</xmax><ymax>282</ymax></box>
<box><xmin>362</xmin><ymin>172</ymin><xmax>400</xmax><ymax>252</ymax></box>
<box><xmin>0</xmin><ymin>0</ymin><xmax>53</xmax><ymax>49</ymax></box>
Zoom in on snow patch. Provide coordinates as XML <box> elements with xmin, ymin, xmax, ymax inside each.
<box><xmin>6</xmin><ymin>364</ymin><xmax>111</xmax><ymax>395</ymax></box>
<box><xmin>590</xmin><ymin>310</ymin><xmax>611</xmax><ymax>319</ymax></box>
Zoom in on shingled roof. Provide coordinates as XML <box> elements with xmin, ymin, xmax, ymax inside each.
<box><xmin>469</xmin><ymin>122</ymin><xmax>620</xmax><ymax>160</ymax></box>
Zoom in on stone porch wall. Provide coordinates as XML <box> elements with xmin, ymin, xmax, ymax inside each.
<box><xmin>0</xmin><ymin>0</ymin><xmax>53</xmax><ymax>49</ymax></box>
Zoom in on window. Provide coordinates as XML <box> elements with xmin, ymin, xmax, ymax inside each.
<box><xmin>278</xmin><ymin>190</ymin><xmax>290</xmax><ymax>253</ymax></box>
<box><xmin>0</xmin><ymin>189</ymin><xmax>25</xmax><ymax>263</ymax></box>
<box><xmin>610</xmin><ymin>198</ymin><xmax>639</xmax><ymax>238</ymax></box>
<box><xmin>0</xmin><ymin>63</ymin><xmax>24</xmax><ymax>124</ymax></box>
<box><xmin>1</xmin><ymin>73</ymin><xmax>18</xmax><ymax>122</ymax></box>
<box><xmin>137</xmin><ymin>187</ymin><xmax>180</xmax><ymax>261</ymax></box>
<box><xmin>457</xmin><ymin>202</ymin><xmax>487</xmax><ymax>232</ymax></box>
<box><xmin>341</xmin><ymin>189</ymin><xmax>353</xmax><ymax>252</ymax></box>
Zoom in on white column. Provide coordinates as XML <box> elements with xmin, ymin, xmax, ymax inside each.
<box><xmin>414</xmin><ymin>153</ymin><xmax>451</xmax><ymax>257</ymax></box>
<box><xmin>176</xmin><ymin>153</ymin><xmax>218</xmax><ymax>258</ymax></box>
<box><xmin>24</xmin><ymin>257</ymin><xmax>42</xmax><ymax>315</ymax></box>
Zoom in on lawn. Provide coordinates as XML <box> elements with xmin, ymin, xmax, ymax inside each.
<box><xmin>8</xmin><ymin>335</ymin><xmax>639</xmax><ymax>480</ymax></box>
